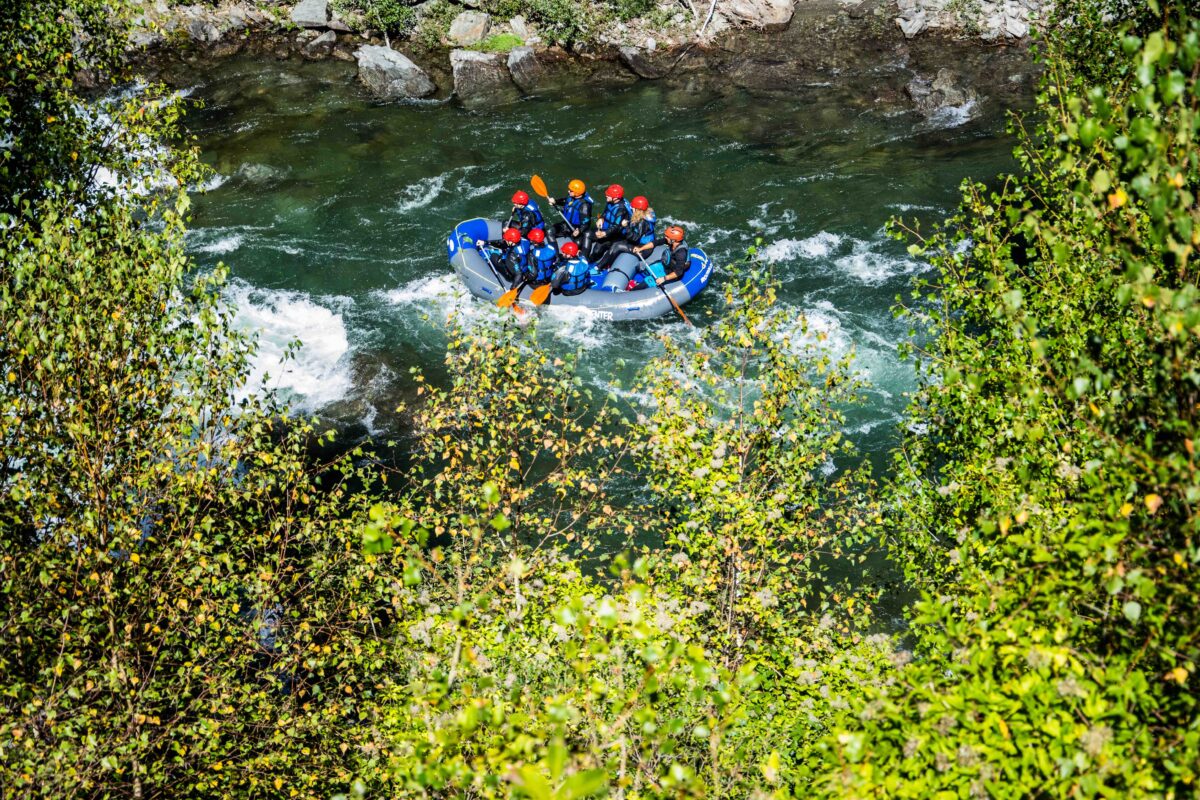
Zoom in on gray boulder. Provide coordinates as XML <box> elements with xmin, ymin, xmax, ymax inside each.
<box><xmin>719</xmin><ymin>0</ymin><xmax>795</xmax><ymax>31</ymax></box>
<box><xmin>451</xmin><ymin>49</ymin><xmax>519</xmax><ymax>107</ymax></box>
<box><xmin>128</xmin><ymin>29</ymin><xmax>165</xmax><ymax>49</ymax></box>
<box><xmin>509</xmin><ymin>15</ymin><xmax>531</xmax><ymax>40</ymax></box>
<box><xmin>187</xmin><ymin>18</ymin><xmax>222</xmax><ymax>44</ymax></box>
<box><xmin>291</xmin><ymin>0</ymin><xmax>329</xmax><ymax>29</ymax></box>
<box><xmin>303</xmin><ymin>30</ymin><xmax>338</xmax><ymax>59</ymax></box>
<box><xmin>906</xmin><ymin>69</ymin><xmax>978</xmax><ymax>116</ymax></box>
<box><xmin>506</xmin><ymin>46</ymin><xmax>545</xmax><ymax>92</ymax></box>
<box><xmin>619</xmin><ymin>46</ymin><xmax>669</xmax><ymax>79</ymax></box>
<box><xmin>355</xmin><ymin>45</ymin><xmax>437</xmax><ymax>100</ymax></box>
<box><xmin>448</xmin><ymin>11</ymin><xmax>491</xmax><ymax>46</ymax></box>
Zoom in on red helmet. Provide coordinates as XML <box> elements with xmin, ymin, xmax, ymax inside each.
<box><xmin>630</xmin><ymin>195</ymin><xmax>649</xmax><ymax>211</ymax></box>
<box><xmin>512</xmin><ymin>190</ymin><xmax>530</xmax><ymax>205</ymax></box>
<box><xmin>527</xmin><ymin>228</ymin><xmax>546</xmax><ymax>244</ymax></box>
<box><xmin>502</xmin><ymin>227</ymin><xmax>521</xmax><ymax>244</ymax></box>
<box><xmin>605</xmin><ymin>184</ymin><xmax>624</xmax><ymax>201</ymax></box>
<box><xmin>560</xmin><ymin>241</ymin><xmax>579</xmax><ymax>257</ymax></box>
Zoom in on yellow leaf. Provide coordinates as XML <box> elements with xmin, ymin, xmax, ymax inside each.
<box><xmin>1145</xmin><ymin>494</ymin><xmax>1163</xmax><ymax>514</ymax></box>
<box><xmin>1120</xmin><ymin>502</ymin><xmax>1134</xmax><ymax>517</ymax></box>
<box><xmin>998</xmin><ymin>717</ymin><xmax>1010</xmax><ymax>739</ymax></box>
<box><xmin>129</xmin><ymin>553</ymin><xmax>140</xmax><ymax>564</ymax></box>
<box><xmin>1107</xmin><ymin>188</ymin><xmax>1127</xmax><ymax>209</ymax></box>
<box><xmin>1167</xmin><ymin>667</ymin><xmax>1188</xmax><ymax>684</ymax></box>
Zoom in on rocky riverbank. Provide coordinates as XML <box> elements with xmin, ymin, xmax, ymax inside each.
<box><xmin>124</xmin><ymin>0</ymin><xmax>1040</xmax><ymax>121</ymax></box>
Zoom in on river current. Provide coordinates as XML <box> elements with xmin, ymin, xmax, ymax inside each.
<box><xmin>183</xmin><ymin>56</ymin><xmax>1020</xmax><ymax>462</ymax></box>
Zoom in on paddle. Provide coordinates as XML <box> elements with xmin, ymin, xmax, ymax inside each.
<box><xmin>530</xmin><ymin>282</ymin><xmax>552</xmax><ymax>305</ymax></box>
<box><xmin>497</xmin><ymin>277</ymin><xmax>529</xmax><ymax>308</ymax></box>
<box><xmin>530</xmin><ymin>174</ymin><xmax>577</xmax><ymax>233</ymax></box>
<box><xmin>636</xmin><ymin>250</ymin><xmax>692</xmax><ymax>326</ymax></box>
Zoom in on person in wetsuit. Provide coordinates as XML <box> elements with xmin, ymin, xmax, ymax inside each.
<box><xmin>627</xmin><ymin>225</ymin><xmax>690</xmax><ymax>291</ymax></box>
<box><xmin>583</xmin><ymin>184</ymin><xmax>631</xmax><ymax>263</ymax></box>
<box><xmin>508</xmin><ymin>190</ymin><xmax>545</xmax><ymax>236</ymax></box>
<box><xmin>547</xmin><ymin>178</ymin><xmax>592</xmax><ymax>242</ymax></box>
<box><xmin>592</xmin><ymin>195</ymin><xmax>656</xmax><ymax>273</ymax></box>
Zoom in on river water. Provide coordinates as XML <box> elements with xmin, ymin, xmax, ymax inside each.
<box><xmin>182</xmin><ymin>55</ymin><xmax>1020</xmax><ymax>463</ymax></box>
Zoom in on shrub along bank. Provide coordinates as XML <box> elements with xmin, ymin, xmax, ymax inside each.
<box><xmin>2</xmin><ymin>0</ymin><xmax>1198</xmax><ymax>797</ymax></box>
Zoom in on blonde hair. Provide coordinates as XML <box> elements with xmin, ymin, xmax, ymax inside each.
<box><xmin>632</xmin><ymin>207</ymin><xmax>653</xmax><ymax>224</ymax></box>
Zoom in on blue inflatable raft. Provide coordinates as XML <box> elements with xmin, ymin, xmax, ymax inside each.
<box><xmin>447</xmin><ymin>218</ymin><xmax>713</xmax><ymax>321</ymax></box>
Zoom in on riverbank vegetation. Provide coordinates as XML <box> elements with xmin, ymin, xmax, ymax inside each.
<box><xmin>3</xmin><ymin>0</ymin><xmax>1197</xmax><ymax>797</ymax></box>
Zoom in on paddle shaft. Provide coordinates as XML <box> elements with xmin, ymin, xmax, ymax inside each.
<box><xmin>530</xmin><ymin>176</ymin><xmax>579</xmax><ymax>234</ymax></box>
<box><xmin>636</xmin><ymin>250</ymin><xmax>692</xmax><ymax>326</ymax></box>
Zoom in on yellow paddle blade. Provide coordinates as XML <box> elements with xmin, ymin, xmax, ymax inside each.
<box><xmin>530</xmin><ymin>283</ymin><xmax>552</xmax><ymax>305</ymax></box>
<box><xmin>530</xmin><ymin>174</ymin><xmax>549</xmax><ymax>199</ymax></box>
<box><xmin>497</xmin><ymin>287</ymin><xmax>519</xmax><ymax>307</ymax></box>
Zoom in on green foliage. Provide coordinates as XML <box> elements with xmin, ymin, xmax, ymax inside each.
<box><xmin>412</xmin><ymin>0</ymin><xmax>460</xmax><ymax>49</ymax></box>
<box><xmin>0</xmin><ymin>4</ymin><xmax>413</xmax><ymax>796</ymax></box>
<box><xmin>632</xmin><ymin>269</ymin><xmax>882</xmax><ymax>664</ymax></box>
<box><xmin>816</xmin><ymin>5</ymin><xmax>1200</xmax><ymax>797</ymax></box>
<box><xmin>332</xmin><ymin>0</ymin><xmax>417</xmax><ymax>37</ymax></box>
<box><xmin>473</xmin><ymin>33</ymin><xmax>525</xmax><ymax>52</ymax></box>
<box><xmin>0</xmin><ymin>0</ymin><xmax>194</xmax><ymax>215</ymax></box>
<box><xmin>12</xmin><ymin>1</ymin><xmax>1200</xmax><ymax>797</ymax></box>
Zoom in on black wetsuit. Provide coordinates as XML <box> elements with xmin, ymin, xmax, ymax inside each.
<box><xmin>584</xmin><ymin>199</ymin><xmax>632</xmax><ymax>262</ymax></box>
<box><xmin>550</xmin><ymin>193</ymin><xmax>593</xmax><ymax>241</ymax></box>
<box><xmin>631</xmin><ymin>238</ymin><xmax>690</xmax><ymax>290</ymax></box>
<box><xmin>593</xmin><ymin>215</ymin><xmax>656</xmax><ymax>272</ymax></box>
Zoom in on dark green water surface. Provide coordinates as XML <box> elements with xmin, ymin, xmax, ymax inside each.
<box><xmin>183</xmin><ymin>56</ymin><xmax>1019</xmax><ymax>462</ymax></box>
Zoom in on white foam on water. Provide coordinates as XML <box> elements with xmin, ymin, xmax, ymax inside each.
<box><xmin>468</xmin><ymin>179</ymin><xmax>507</xmax><ymax>196</ymax></box>
<box><xmin>193</xmin><ymin>172</ymin><xmax>228</xmax><ymax>192</ymax></box>
<box><xmin>888</xmin><ymin>202</ymin><xmax>941</xmax><ymax>213</ymax></box>
<box><xmin>748</xmin><ymin>203</ymin><xmax>798</xmax><ymax>236</ymax></box>
<box><xmin>380</xmin><ymin>272</ymin><xmax>481</xmax><ymax>323</ymax></box>
<box><xmin>395</xmin><ymin>173</ymin><xmax>449</xmax><ymax>214</ymax></box>
<box><xmin>538</xmin><ymin>304</ymin><xmax>614</xmax><ymax>350</ymax></box>
<box><xmin>194</xmin><ymin>232</ymin><xmax>244</xmax><ymax>255</ymax></box>
<box><xmin>759</xmin><ymin>231</ymin><xmax>845</xmax><ymax>263</ymax></box>
<box><xmin>663</xmin><ymin>218</ymin><xmax>739</xmax><ymax>249</ymax></box>
<box><xmin>923</xmin><ymin>98</ymin><xmax>978</xmax><ymax>130</ymax></box>
<box><xmin>832</xmin><ymin>239</ymin><xmax>923</xmax><ymax>285</ymax></box>
<box><xmin>225</xmin><ymin>281</ymin><xmax>354</xmax><ymax>412</ymax></box>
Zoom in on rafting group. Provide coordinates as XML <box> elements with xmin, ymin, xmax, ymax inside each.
<box><xmin>477</xmin><ymin>177</ymin><xmax>692</xmax><ymax>299</ymax></box>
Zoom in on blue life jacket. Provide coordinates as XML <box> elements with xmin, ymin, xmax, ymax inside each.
<box><xmin>562</xmin><ymin>193</ymin><xmax>593</xmax><ymax>228</ymax></box>
<box><xmin>508</xmin><ymin>239</ymin><xmax>532</xmax><ymax>272</ymax></box>
<box><xmin>514</xmin><ymin>201</ymin><xmax>545</xmax><ymax>233</ymax></box>
<box><xmin>599</xmin><ymin>199</ymin><xmax>631</xmax><ymax>231</ymax></box>
<box><xmin>557</xmin><ymin>256</ymin><xmax>593</xmax><ymax>293</ymax></box>
<box><xmin>530</xmin><ymin>243</ymin><xmax>558</xmax><ymax>281</ymax></box>
<box><xmin>629</xmin><ymin>211</ymin><xmax>656</xmax><ymax>246</ymax></box>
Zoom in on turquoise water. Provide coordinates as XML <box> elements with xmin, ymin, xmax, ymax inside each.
<box><xmin>183</xmin><ymin>56</ymin><xmax>1020</xmax><ymax>462</ymax></box>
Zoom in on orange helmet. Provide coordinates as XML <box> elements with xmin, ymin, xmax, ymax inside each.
<box><xmin>502</xmin><ymin>227</ymin><xmax>521</xmax><ymax>244</ymax></box>
<box><xmin>605</xmin><ymin>184</ymin><xmax>624</xmax><ymax>201</ymax></box>
<box><xmin>560</xmin><ymin>241</ymin><xmax>580</xmax><ymax>257</ymax></box>
<box><xmin>630</xmin><ymin>195</ymin><xmax>649</xmax><ymax>211</ymax></box>
<box><xmin>527</xmin><ymin>228</ymin><xmax>546</xmax><ymax>244</ymax></box>
<box><xmin>568</xmin><ymin>179</ymin><xmax>586</xmax><ymax>196</ymax></box>
<box><xmin>512</xmin><ymin>190</ymin><xmax>530</xmax><ymax>205</ymax></box>
<box><xmin>664</xmin><ymin>225</ymin><xmax>685</xmax><ymax>243</ymax></box>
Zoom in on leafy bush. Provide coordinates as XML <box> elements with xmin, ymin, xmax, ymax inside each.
<box><xmin>332</xmin><ymin>0</ymin><xmax>418</xmax><ymax>38</ymax></box>
<box><xmin>816</xmin><ymin>5</ymin><xmax>1200</xmax><ymax>796</ymax></box>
